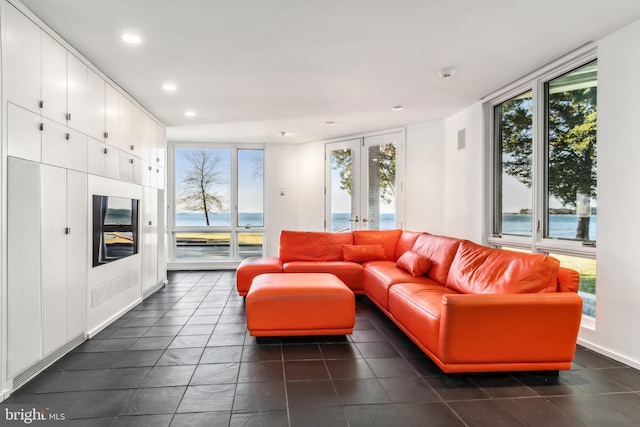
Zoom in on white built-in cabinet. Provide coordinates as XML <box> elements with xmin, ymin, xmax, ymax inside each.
<box><xmin>7</xmin><ymin>159</ymin><xmax>88</xmax><ymax>374</ymax></box>
<box><xmin>4</xmin><ymin>4</ymin><xmax>167</xmax><ymax>381</ymax></box>
<box><xmin>41</xmin><ymin>165</ymin><xmax>88</xmax><ymax>355</ymax></box>
<box><xmin>7</xmin><ymin>158</ymin><xmax>42</xmax><ymax>377</ymax></box>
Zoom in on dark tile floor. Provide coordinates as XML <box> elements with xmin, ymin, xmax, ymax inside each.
<box><xmin>4</xmin><ymin>271</ymin><xmax>640</xmax><ymax>426</ymax></box>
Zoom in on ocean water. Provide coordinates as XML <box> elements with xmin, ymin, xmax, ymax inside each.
<box><xmin>175</xmin><ymin>212</ymin><xmax>595</xmax><ymax>240</ymax></box>
<box><xmin>176</xmin><ymin>212</ymin><xmax>264</xmax><ymax>227</ymax></box>
<box><xmin>502</xmin><ymin>213</ymin><xmax>597</xmax><ymax>240</ymax></box>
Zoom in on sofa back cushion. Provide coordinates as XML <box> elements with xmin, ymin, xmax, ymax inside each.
<box><xmin>279</xmin><ymin>230</ymin><xmax>353</xmax><ymax>262</ymax></box>
<box><xmin>446</xmin><ymin>241</ymin><xmax>560</xmax><ymax>294</ymax></box>
<box><xmin>395</xmin><ymin>231</ymin><xmax>422</xmax><ymax>260</ymax></box>
<box><xmin>353</xmin><ymin>230</ymin><xmax>402</xmax><ymax>261</ymax></box>
<box><xmin>410</xmin><ymin>233</ymin><xmax>462</xmax><ymax>285</ymax></box>
<box><xmin>342</xmin><ymin>244</ymin><xmax>387</xmax><ymax>262</ymax></box>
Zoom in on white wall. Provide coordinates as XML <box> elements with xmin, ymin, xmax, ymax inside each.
<box><xmin>578</xmin><ymin>19</ymin><xmax>640</xmax><ymax>368</ymax></box>
<box><xmin>443</xmin><ymin>103</ymin><xmax>485</xmax><ymax>243</ymax></box>
<box><xmin>404</xmin><ymin>121</ymin><xmax>445</xmax><ymax>233</ymax></box>
<box><xmin>264</xmin><ymin>144</ymin><xmax>303</xmax><ymax>256</ymax></box>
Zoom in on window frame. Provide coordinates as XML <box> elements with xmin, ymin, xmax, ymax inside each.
<box><xmin>486</xmin><ymin>46</ymin><xmax>597</xmax><ymax>259</ymax></box>
<box><xmin>167</xmin><ymin>143</ymin><xmax>266</xmax><ymax>268</ymax></box>
<box><xmin>485</xmin><ymin>46</ymin><xmax>597</xmax><ymax>322</ymax></box>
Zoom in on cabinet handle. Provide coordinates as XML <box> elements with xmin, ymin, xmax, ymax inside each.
<box><xmin>65</xmin><ymin>227</ymin><xmax>71</xmax><ymax>235</ymax></box>
<box><xmin>148</xmin><ymin>221</ymin><xmax>152</xmax><ymax>226</ymax></box>
<box><xmin>148</xmin><ymin>166</ymin><xmax>152</xmax><ymax>171</ymax></box>
<box><xmin>104</xmin><ymin>148</ymin><xmax>108</xmax><ymax>154</ymax></box>
<box><xmin>156</xmin><ymin>157</ymin><xmax>160</xmax><ymax>163</ymax></box>
<box><xmin>130</xmin><ymin>145</ymin><xmax>135</xmax><ymax>151</ymax></box>
<box><xmin>39</xmin><ymin>100</ymin><xmax>44</xmax><ymax>109</ymax></box>
<box><xmin>66</xmin><ymin>113</ymin><xmax>71</xmax><ymax>121</ymax></box>
<box><xmin>130</xmin><ymin>158</ymin><xmax>134</xmax><ymax>164</ymax></box>
<box><xmin>39</xmin><ymin>123</ymin><xmax>44</xmax><ymax>131</ymax></box>
<box><xmin>65</xmin><ymin>133</ymin><xmax>70</xmax><ymax>140</ymax></box>
<box><xmin>104</xmin><ymin>131</ymin><xmax>109</xmax><ymax>139</ymax></box>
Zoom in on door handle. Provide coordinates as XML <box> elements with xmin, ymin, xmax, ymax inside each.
<box><xmin>349</xmin><ymin>216</ymin><xmax>359</xmax><ymax>222</ymax></box>
<box><xmin>361</xmin><ymin>218</ymin><xmax>369</xmax><ymax>223</ymax></box>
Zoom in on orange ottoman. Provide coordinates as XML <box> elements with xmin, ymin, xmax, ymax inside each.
<box><xmin>246</xmin><ymin>273</ymin><xmax>355</xmax><ymax>337</ymax></box>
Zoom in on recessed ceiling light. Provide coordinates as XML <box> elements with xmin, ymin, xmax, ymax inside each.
<box><xmin>391</xmin><ymin>105</ymin><xmax>404</xmax><ymax>111</ymax></box>
<box><xmin>324</xmin><ymin>121</ymin><xmax>336</xmax><ymax>126</ymax></box>
<box><xmin>184</xmin><ymin>111</ymin><xmax>196</xmax><ymax>117</ymax></box>
<box><xmin>162</xmin><ymin>83</ymin><xmax>177</xmax><ymax>91</ymax></box>
<box><xmin>121</xmin><ymin>33</ymin><xmax>142</xmax><ymax>44</ymax></box>
<box><xmin>280</xmin><ymin>131</ymin><xmax>290</xmax><ymax>137</ymax></box>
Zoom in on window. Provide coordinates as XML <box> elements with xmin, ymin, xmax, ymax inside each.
<box><xmin>170</xmin><ymin>146</ymin><xmax>264</xmax><ymax>263</ymax></box>
<box><xmin>494</xmin><ymin>91</ymin><xmax>533</xmax><ymax>237</ymax></box>
<box><xmin>488</xmin><ymin>51</ymin><xmax>597</xmax><ymax>317</ymax></box>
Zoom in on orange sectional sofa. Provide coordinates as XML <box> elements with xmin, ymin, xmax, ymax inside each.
<box><xmin>236</xmin><ymin>229</ymin><xmax>584</xmax><ymax>373</ymax></box>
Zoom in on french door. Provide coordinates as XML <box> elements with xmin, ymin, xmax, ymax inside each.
<box><xmin>325</xmin><ymin>132</ymin><xmax>402</xmax><ymax>232</ymax></box>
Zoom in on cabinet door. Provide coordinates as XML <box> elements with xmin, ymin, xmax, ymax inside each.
<box><xmin>5</xmin><ymin>5</ymin><xmax>41</xmax><ymax>113</ymax></box>
<box><xmin>132</xmin><ymin>157</ymin><xmax>144</xmax><ymax>185</ymax></box>
<box><xmin>130</xmin><ymin>106</ymin><xmax>143</xmax><ymax>157</ymax></box>
<box><xmin>119</xmin><ymin>95</ymin><xmax>133</xmax><ymax>152</ymax></box>
<box><xmin>156</xmin><ymin>166</ymin><xmax>165</xmax><ymax>190</ymax></box>
<box><xmin>105</xmin><ymin>145</ymin><xmax>120</xmax><ymax>179</ymax></box>
<box><xmin>42</xmin><ymin>118</ymin><xmax>87</xmax><ymax>172</ymax></box>
<box><xmin>88</xmin><ymin>137</ymin><xmax>107</xmax><ymax>176</ymax></box>
<box><xmin>7</xmin><ymin>103</ymin><xmax>42</xmax><ymax>162</ymax></box>
<box><xmin>41</xmin><ymin>118</ymin><xmax>68</xmax><ymax>168</ymax></box>
<box><xmin>87</xmin><ymin>69</ymin><xmax>106</xmax><ymax>141</ymax></box>
<box><xmin>67</xmin><ymin>170</ymin><xmax>88</xmax><ymax>339</ymax></box>
<box><xmin>156</xmin><ymin>189</ymin><xmax>167</xmax><ymax>284</ymax></box>
<box><xmin>119</xmin><ymin>151</ymin><xmax>134</xmax><ymax>182</ymax></box>
<box><xmin>67</xmin><ymin>53</ymin><xmax>88</xmax><ymax>132</ymax></box>
<box><xmin>41</xmin><ymin>165</ymin><xmax>69</xmax><ymax>355</ymax></box>
<box><xmin>157</xmin><ymin>126</ymin><xmax>167</xmax><ymax>166</ymax></box>
<box><xmin>142</xmin><ymin>187</ymin><xmax>158</xmax><ymax>292</ymax></box>
<box><xmin>7</xmin><ymin>158</ymin><xmax>42</xmax><ymax>376</ymax></box>
<box><xmin>149</xmin><ymin>121</ymin><xmax>158</xmax><ymax>164</ymax></box>
<box><xmin>41</xmin><ymin>33</ymin><xmax>68</xmax><ymax>124</ymax></box>
<box><xmin>105</xmin><ymin>84</ymin><xmax>120</xmax><ymax>147</ymax></box>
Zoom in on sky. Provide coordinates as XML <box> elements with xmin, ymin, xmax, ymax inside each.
<box><xmin>175</xmin><ymin>148</ymin><xmax>264</xmax><ymax>214</ymax></box>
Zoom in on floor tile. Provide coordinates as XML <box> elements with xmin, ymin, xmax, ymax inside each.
<box><xmin>8</xmin><ymin>270</ymin><xmax>640</xmax><ymax>427</ymax></box>
<box><xmin>232</xmin><ymin>381</ymin><xmax>287</xmax><ymax>411</ymax></box>
<box><xmin>119</xmin><ymin>386</ymin><xmax>186</xmax><ymax>415</ymax></box>
<box><xmin>177</xmin><ymin>384</ymin><xmax>235</xmax><ymax>412</ymax></box>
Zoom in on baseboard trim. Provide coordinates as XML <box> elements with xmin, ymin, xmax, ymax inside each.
<box><xmin>12</xmin><ymin>334</ymin><xmax>85</xmax><ymax>392</ymax></box>
<box><xmin>577</xmin><ymin>337</ymin><xmax>640</xmax><ymax>370</ymax></box>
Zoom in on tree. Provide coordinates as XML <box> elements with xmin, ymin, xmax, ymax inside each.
<box><xmin>499</xmin><ymin>67</ymin><xmax>597</xmax><ymax>240</ymax></box>
<box><xmin>178</xmin><ymin>150</ymin><xmax>227</xmax><ymax>225</ymax></box>
<box><xmin>331</xmin><ymin>143</ymin><xmax>396</xmax><ymax>203</ymax></box>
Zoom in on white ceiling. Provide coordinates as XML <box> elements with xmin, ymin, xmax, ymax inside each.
<box><xmin>16</xmin><ymin>0</ymin><xmax>640</xmax><ymax>144</ymax></box>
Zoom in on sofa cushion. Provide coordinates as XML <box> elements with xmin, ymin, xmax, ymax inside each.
<box><xmin>342</xmin><ymin>244</ymin><xmax>386</xmax><ymax>262</ymax></box>
<box><xmin>411</xmin><ymin>234</ymin><xmax>462</xmax><ymax>285</ymax></box>
<box><xmin>279</xmin><ymin>230</ymin><xmax>353</xmax><ymax>262</ymax></box>
<box><xmin>363</xmin><ymin>262</ymin><xmax>437</xmax><ymax>311</ymax></box>
<box><xmin>396</xmin><ymin>251</ymin><xmax>432</xmax><ymax>277</ymax></box>
<box><xmin>353</xmin><ymin>230</ymin><xmax>402</xmax><ymax>261</ymax></box>
<box><xmin>446</xmin><ymin>241</ymin><xmax>560</xmax><ymax>294</ymax></box>
<box><xmin>282</xmin><ymin>261</ymin><xmax>364</xmax><ymax>292</ymax></box>
<box><xmin>395</xmin><ymin>231</ymin><xmax>422</xmax><ymax>260</ymax></box>
<box><xmin>388</xmin><ymin>282</ymin><xmax>459</xmax><ymax>356</ymax></box>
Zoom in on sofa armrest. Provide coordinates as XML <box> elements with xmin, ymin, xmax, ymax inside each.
<box><xmin>236</xmin><ymin>257</ymin><xmax>283</xmax><ymax>296</ymax></box>
<box><xmin>439</xmin><ymin>293</ymin><xmax>583</xmax><ymax>365</ymax></box>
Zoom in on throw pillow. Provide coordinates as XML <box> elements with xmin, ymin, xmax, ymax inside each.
<box><xmin>396</xmin><ymin>251</ymin><xmax>432</xmax><ymax>276</ymax></box>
